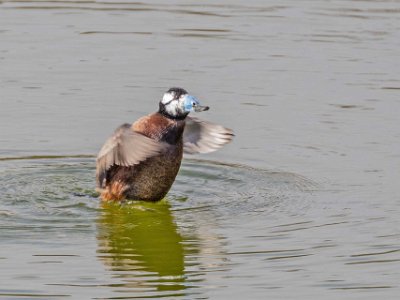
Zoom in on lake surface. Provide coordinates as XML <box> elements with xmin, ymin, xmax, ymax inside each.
<box><xmin>1</xmin><ymin>0</ymin><xmax>399</xmax><ymax>299</ymax></box>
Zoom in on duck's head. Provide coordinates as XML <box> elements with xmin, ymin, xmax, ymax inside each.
<box><xmin>159</xmin><ymin>87</ymin><xmax>209</xmax><ymax>120</ymax></box>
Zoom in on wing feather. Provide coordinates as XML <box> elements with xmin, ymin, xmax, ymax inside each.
<box><xmin>183</xmin><ymin>117</ymin><xmax>234</xmax><ymax>154</ymax></box>
<box><xmin>96</xmin><ymin>123</ymin><xmax>166</xmax><ymax>187</ymax></box>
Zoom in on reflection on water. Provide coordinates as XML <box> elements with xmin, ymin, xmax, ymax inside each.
<box><xmin>97</xmin><ymin>201</ymin><xmax>188</xmax><ymax>296</ymax></box>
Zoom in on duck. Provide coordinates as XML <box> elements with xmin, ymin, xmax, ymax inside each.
<box><xmin>96</xmin><ymin>87</ymin><xmax>234</xmax><ymax>202</ymax></box>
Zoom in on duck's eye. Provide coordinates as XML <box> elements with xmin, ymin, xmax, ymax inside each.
<box><xmin>192</xmin><ymin>102</ymin><xmax>197</xmax><ymax>106</ymax></box>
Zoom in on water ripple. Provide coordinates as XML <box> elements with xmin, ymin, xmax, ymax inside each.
<box><xmin>0</xmin><ymin>156</ymin><xmax>315</xmax><ymax>298</ymax></box>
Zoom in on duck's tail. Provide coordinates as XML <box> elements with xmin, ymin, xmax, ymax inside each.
<box><xmin>98</xmin><ymin>181</ymin><xmax>128</xmax><ymax>201</ymax></box>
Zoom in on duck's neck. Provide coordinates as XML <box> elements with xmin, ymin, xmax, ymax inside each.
<box><xmin>158</xmin><ymin>117</ymin><xmax>186</xmax><ymax>145</ymax></box>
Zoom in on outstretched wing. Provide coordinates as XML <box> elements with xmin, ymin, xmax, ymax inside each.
<box><xmin>183</xmin><ymin>117</ymin><xmax>234</xmax><ymax>154</ymax></box>
<box><xmin>96</xmin><ymin>123</ymin><xmax>166</xmax><ymax>187</ymax></box>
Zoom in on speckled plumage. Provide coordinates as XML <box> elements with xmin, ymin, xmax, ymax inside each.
<box><xmin>96</xmin><ymin>88</ymin><xmax>233</xmax><ymax>202</ymax></box>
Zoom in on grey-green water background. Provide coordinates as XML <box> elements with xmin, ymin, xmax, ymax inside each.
<box><xmin>1</xmin><ymin>0</ymin><xmax>400</xmax><ymax>299</ymax></box>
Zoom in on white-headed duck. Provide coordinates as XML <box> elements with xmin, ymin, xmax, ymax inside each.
<box><xmin>96</xmin><ymin>87</ymin><xmax>233</xmax><ymax>201</ymax></box>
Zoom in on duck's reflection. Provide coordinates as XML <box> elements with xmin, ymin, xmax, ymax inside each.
<box><xmin>97</xmin><ymin>201</ymin><xmax>188</xmax><ymax>293</ymax></box>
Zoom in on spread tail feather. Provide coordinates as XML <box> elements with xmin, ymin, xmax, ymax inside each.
<box><xmin>99</xmin><ymin>181</ymin><xmax>128</xmax><ymax>201</ymax></box>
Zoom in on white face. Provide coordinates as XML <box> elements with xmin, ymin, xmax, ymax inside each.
<box><xmin>161</xmin><ymin>91</ymin><xmax>176</xmax><ymax>104</ymax></box>
<box><xmin>161</xmin><ymin>91</ymin><xmax>187</xmax><ymax>117</ymax></box>
<box><xmin>160</xmin><ymin>88</ymin><xmax>206</xmax><ymax>118</ymax></box>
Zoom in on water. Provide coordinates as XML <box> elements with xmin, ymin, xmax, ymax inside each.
<box><xmin>1</xmin><ymin>0</ymin><xmax>399</xmax><ymax>299</ymax></box>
